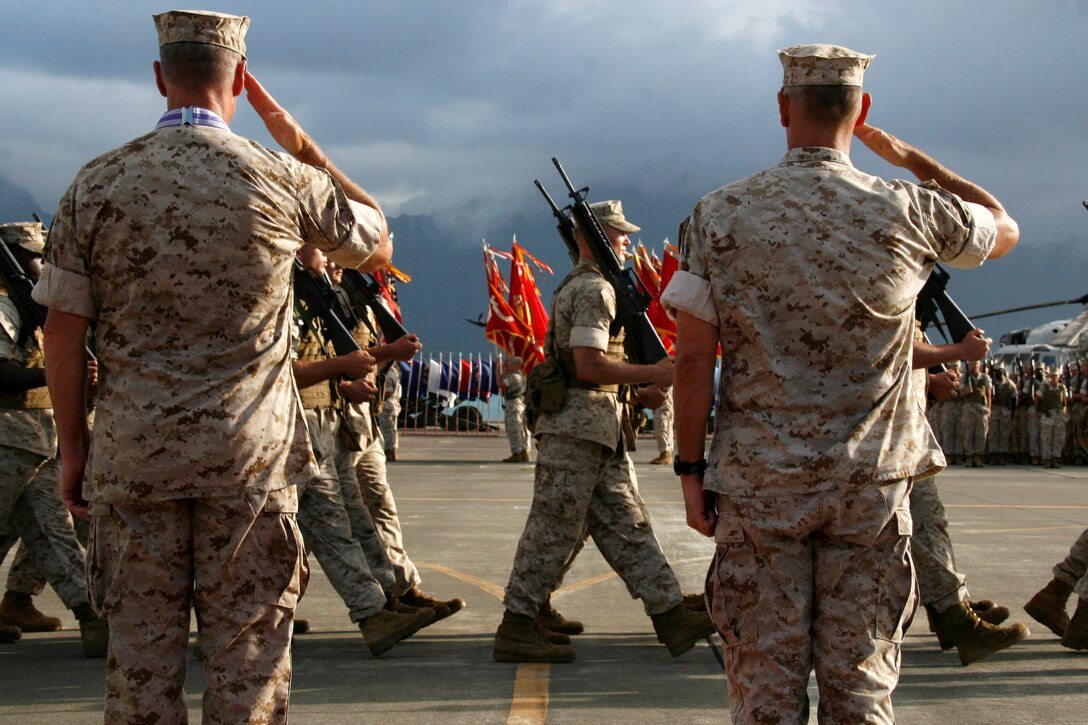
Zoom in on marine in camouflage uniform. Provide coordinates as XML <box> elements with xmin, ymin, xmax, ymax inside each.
<box><xmin>988</xmin><ymin>366</ymin><xmax>1017</xmax><ymax>464</ymax></box>
<box><xmin>495</xmin><ymin>201</ymin><xmax>715</xmax><ymax>663</ymax></box>
<box><xmin>958</xmin><ymin>360</ymin><xmax>991</xmax><ymax>467</ymax></box>
<box><xmin>0</xmin><ymin>222</ymin><xmax>104</xmax><ymax>651</ymax></box>
<box><xmin>1026</xmin><ymin>367</ymin><xmax>1044</xmax><ymax>463</ymax></box>
<box><xmin>1036</xmin><ymin>368</ymin><xmax>1067</xmax><ymax>468</ymax></box>
<box><xmin>378</xmin><ymin>364</ymin><xmax>402</xmax><ymax>459</ymax></box>
<box><xmin>32</xmin><ymin>11</ymin><xmax>397</xmax><ymax>721</ymax></box>
<box><xmin>1025</xmin><ymin>528</ymin><xmax>1088</xmax><ymax>650</ymax></box>
<box><xmin>942</xmin><ymin>369</ymin><xmax>965</xmax><ymax>463</ymax></box>
<box><xmin>501</xmin><ymin>357</ymin><xmax>530</xmax><ymax>462</ymax></box>
<box><xmin>665</xmin><ymin>45</ymin><xmax>1018</xmax><ymax>723</ymax></box>
<box><xmin>1064</xmin><ymin>363</ymin><xmax>1086</xmax><ymax>464</ymax></box>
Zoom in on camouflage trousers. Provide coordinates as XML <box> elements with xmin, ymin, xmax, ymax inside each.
<box><xmin>707</xmin><ymin>479</ymin><xmax>914</xmax><ymax>725</ymax></box>
<box><xmin>959</xmin><ymin>403</ymin><xmax>989</xmax><ymax>457</ymax></box>
<box><xmin>349</xmin><ymin>431</ymin><xmax>421</xmax><ymax>597</ymax></box>
<box><xmin>1051</xmin><ymin>528</ymin><xmax>1088</xmax><ymax>600</ymax></box>
<box><xmin>910</xmin><ymin>477</ymin><xmax>967</xmax><ymax>612</ymax></box>
<box><xmin>1028</xmin><ymin>414</ymin><xmax>1041</xmax><ymax>457</ymax></box>
<box><xmin>7</xmin><ymin>509</ymin><xmax>88</xmax><ymax>597</ymax></box>
<box><xmin>504</xmin><ymin>434</ymin><xmax>682</xmax><ymax>618</ymax></box>
<box><xmin>505</xmin><ymin>397</ymin><xmax>530</xmax><ymax>455</ymax></box>
<box><xmin>941</xmin><ymin>405</ymin><xmax>962</xmax><ymax>457</ymax></box>
<box><xmin>926</xmin><ymin>402</ymin><xmax>944</xmax><ymax>449</ymax></box>
<box><xmin>87</xmin><ymin>487</ymin><xmax>306</xmax><ymax>724</ymax></box>
<box><xmin>987</xmin><ymin>407</ymin><xmax>1013</xmax><ymax>454</ymax></box>
<box><xmin>1040</xmin><ymin>412</ymin><xmax>1065</xmax><ymax>460</ymax></box>
<box><xmin>300</xmin><ymin>407</ymin><xmax>387</xmax><ymax>621</ymax></box>
<box><xmin>378</xmin><ymin>396</ymin><xmax>400</xmax><ymax>453</ymax></box>
<box><xmin>0</xmin><ymin>446</ymin><xmax>88</xmax><ymax>609</ymax></box>
<box><xmin>653</xmin><ymin>394</ymin><xmax>674</xmax><ymax>456</ymax></box>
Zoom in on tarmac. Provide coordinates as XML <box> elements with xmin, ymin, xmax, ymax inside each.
<box><xmin>1</xmin><ymin>434</ymin><xmax>1086</xmax><ymax>724</ymax></box>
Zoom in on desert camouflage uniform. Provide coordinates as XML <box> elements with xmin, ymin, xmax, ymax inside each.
<box><xmin>341</xmin><ymin>305</ymin><xmax>421</xmax><ymax>596</ymax></box>
<box><xmin>663</xmin><ymin>145</ymin><xmax>997</xmax><ymax>723</ymax></box>
<box><xmin>33</xmin><ymin>100</ymin><xmax>382</xmax><ymax>721</ymax></box>
<box><xmin>988</xmin><ymin>375</ymin><xmax>1017</xmax><ymax>455</ymax></box>
<box><xmin>942</xmin><ymin>393</ymin><xmax>964</xmax><ymax>461</ymax></box>
<box><xmin>503</xmin><ymin>369</ymin><xmax>530</xmax><ymax>455</ymax></box>
<box><xmin>959</xmin><ymin>371</ymin><xmax>991</xmax><ymax>458</ymax></box>
<box><xmin>504</xmin><ymin>258</ymin><xmax>684</xmax><ymax>619</ymax></box>
<box><xmin>653</xmin><ymin>388</ymin><xmax>674</xmax><ymax>457</ymax></box>
<box><xmin>1065</xmin><ymin>371</ymin><xmax>1086</xmax><ymax>462</ymax></box>
<box><xmin>1037</xmin><ymin>380</ymin><xmax>1067</xmax><ymax>462</ymax></box>
<box><xmin>1026</xmin><ymin>376</ymin><xmax>1043</xmax><ymax>459</ymax></box>
<box><xmin>293</xmin><ymin>307</ymin><xmax>394</xmax><ymax>614</ymax></box>
<box><xmin>0</xmin><ymin>294</ymin><xmax>89</xmax><ymax>613</ymax></box>
<box><xmin>1051</xmin><ymin>528</ymin><xmax>1088</xmax><ymax>600</ymax></box>
<box><xmin>378</xmin><ymin>365</ymin><xmax>402</xmax><ymax>453</ymax></box>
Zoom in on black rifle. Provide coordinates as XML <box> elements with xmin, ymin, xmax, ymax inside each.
<box><xmin>339</xmin><ymin>268</ymin><xmax>408</xmax><ymax>343</ymax></box>
<box><xmin>293</xmin><ymin>259</ymin><xmax>363</xmax><ymax>356</ymax></box>
<box><xmin>534</xmin><ymin>180</ymin><xmax>579</xmax><ymax>264</ymax></box>
<box><xmin>916</xmin><ymin>264</ymin><xmax>978</xmax><ymax>374</ymax></box>
<box><xmin>544</xmin><ymin>157</ymin><xmax>668</xmax><ymax>365</ymax></box>
<box><xmin>0</xmin><ymin>241</ymin><xmax>47</xmax><ymax>345</ymax></box>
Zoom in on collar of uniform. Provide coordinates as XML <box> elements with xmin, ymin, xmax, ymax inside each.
<box><xmin>779</xmin><ymin>146</ymin><xmax>853</xmax><ymax>168</ymax></box>
<box><xmin>155</xmin><ymin>106</ymin><xmax>231</xmax><ymax>132</ymax></box>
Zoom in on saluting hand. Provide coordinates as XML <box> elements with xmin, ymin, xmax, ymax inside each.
<box><xmin>244</xmin><ymin>71</ymin><xmax>325</xmax><ymax>166</ymax></box>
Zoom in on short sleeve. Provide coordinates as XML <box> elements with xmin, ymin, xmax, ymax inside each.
<box><xmin>660</xmin><ymin>210</ymin><xmax>720</xmax><ymax>326</ymax></box>
<box><xmin>296</xmin><ymin>166</ymin><xmax>382</xmax><ymax>270</ymax></box>
<box><xmin>568</xmin><ymin>281</ymin><xmax>614</xmax><ymax>351</ymax></box>
<box><xmin>30</xmin><ymin>182</ymin><xmax>97</xmax><ymax>319</ymax></box>
<box><xmin>912</xmin><ymin>181</ymin><xmax>997</xmax><ymax>270</ymax></box>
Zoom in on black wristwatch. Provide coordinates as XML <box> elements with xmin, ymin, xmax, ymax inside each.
<box><xmin>673</xmin><ymin>457</ymin><xmax>708</xmax><ymax>476</ymax></box>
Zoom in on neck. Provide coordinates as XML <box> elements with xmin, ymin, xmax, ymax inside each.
<box><xmin>165</xmin><ymin>91</ymin><xmax>232</xmax><ymax>123</ymax></box>
<box><xmin>786</xmin><ymin>124</ymin><xmax>854</xmax><ymax>153</ymax></box>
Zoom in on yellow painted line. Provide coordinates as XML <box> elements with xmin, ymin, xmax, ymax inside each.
<box><xmin>555</xmin><ymin>570</ymin><xmax>617</xmax><ymax>595</ymax></box>
<box><xmin>507</xmin><ymin>663</ymin><xmax>550</xmax><ymax>725</ymax></box>
<box><xmin>958</xmin><ymin>524</ymin><xmax>1087</xmax><ymax>534</ymax></box>
<box><xmin>943</xmin><ymin>504</ymin><xmax>1088</xmax><ymax>509</ymax></box>
<box><xmin>416</xmin><ymin>562</ymin><xmax>506</xmax><ymax>600</ymax></box>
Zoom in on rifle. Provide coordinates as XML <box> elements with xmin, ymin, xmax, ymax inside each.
<box><xmin>916</xmin><ymin>264</ymin><xmax>978</xmax><ymax>374</ymax></box>
<box><xmin>339</xmin><ymin>268</ymin><xmax>408</xmax><ymax>343</ymax></box>
<box><xmin>543</xmin><ymin>157</ymin><xmax>668</xmax><ymax>365</ymax></box>
<box><xmin>0</xmin><ymin>241</ymin><xmax>48</xmax><ymax>345</ymax></box>
<box><xmin>534</xmin><ymin>179</ymin><xmax>579</xmax><ymax>264</ymax></box>
<box><xmin>293</xmin><ymin>259</ymin><xmax>363</xmax><ymax>356</ymax></box>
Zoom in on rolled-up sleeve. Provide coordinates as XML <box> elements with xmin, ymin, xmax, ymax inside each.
<box><xmin>297</xmin><ymin>166</ymin><xmax>383</xmax><ymax>269</ymax></box>
<box><xmin>911</xmin><ymin>180</ymin><xmax>997</xmax><ymax>271</ymax></box>
<box><xmin>661</xmin><ymin>271</ymin><xmax>718</xmax><ymax>326</ymax></box>
<box><xmin>941</xmin><ymin>202</ymin><xmax>996</xmax><ymax>270</ymax></box>
<box><xmin>32</xmin><ymin>265</ymin><xmax>96</xmax><ymax>319</ymax></box>
<box><xmin>30</xmin><ymin>183</ymin><xmax>97</xmax><ymax>319</ymax></box>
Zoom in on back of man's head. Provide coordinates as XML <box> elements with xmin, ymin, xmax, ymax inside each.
<box><xmin>154</xmin><ymin>10</ymin><xmax>249</xmax><ymax>94</ymax></box>
<box><xmin>778</xmin><ymin>44</ymin><xmax>871</xmax><ymax>129</ymax></box>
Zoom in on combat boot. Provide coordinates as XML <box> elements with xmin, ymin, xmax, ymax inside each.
<box><xmin>649</xmin><ymin>451</ymin><xmax>673</xmax><ymax>465</ymax></box>
<box><xmin>358</xmin><ymin>606</ymin><xmax>435</xmax><ymax>656</ymax></box>
<box><xmin>0</xmin><ymin>621</ymin><xmax>20</xmax><ymax>644</ymax></box>
<box><xmin>494</xmin><ymin>610</ymin><xmax>576</xmax><ymax>663</ymax></box>
<box><xmin>538</xmin><ymin>597</ymin><xmax>584</xmax><ymax>635</ymax></box>
<box><xmin>73</xmin><ymin>603</ymin><xmax>108</xmax><ymax>658</ymax></box>
<box><xmin>1060</xmin><ymin>598</ymin><xmax>1088</xmax><ymax>650</ymax></box>
<box><xmin>682</xmin><ymin>591</ymin><xmax>708</xmax><ymax>613</ymax></box>
<box><xmin>399</xmin><ymin>585</ymin><xmax>465</xmax><ymax>623</ymax></box>
<box><xmin>502</xmin><ymin>452</ymin><xmax>522</xmax><ymax>463</ymax></box>
<box><xmin>1025</xmin><ymin>577</ymin><xmax>1074</xmax><ymax>636</ymax></box>
<box><xmin>386</xmin><ymin>448</ymin><xmax>397</xmax><ymax>462</ymax></box>
<box><xmin>518</xmin><ymin>450</ymin><xmax>531</xmax><ymax>462</ymax></box>
<box><xmin>943</xmin><ymin>602</ymin><xmax>1028</xmax><ymax>665</ymax></box>
<box><xmin>929</xmin><ymin>600</ymin><xmax>1012</xmax><ymax>650</ymax></box>
<box><xmin>651</xmin><ymin>603</ymin><xmax>717</xmax><ymax>657</ymax></box>
<box><xmin>0</xmin><ymin>591</ymin><xmax>62</xmax><ymax>632</ymax></box>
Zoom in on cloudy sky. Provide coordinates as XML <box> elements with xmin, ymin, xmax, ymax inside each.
<box><xmin>2</xmin><ymin>0</ymin><xmax>1086</xmax><ymax>243</ymax></box>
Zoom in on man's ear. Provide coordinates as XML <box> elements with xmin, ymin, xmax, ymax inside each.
<box><xmin>153</xmin><ymin>60</ymin><xmax>167</xmax><ymax>98</ymax></box>
<box><xmin>777</xmin><ymin>89</ymin><xmax>789</xmax><ymax>128</ymax></box>
<box><xmin>231</xmin><ymin>59</ymin><xmax>247</xmax><ymax>98</ymax></box>
<box><xmin>855</xmin><ymin>92</ymin><xmax>872</xmax><ymax>128</ymax></box>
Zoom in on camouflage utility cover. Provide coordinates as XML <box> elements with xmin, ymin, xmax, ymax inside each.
<box><xmin>533</xmin><ymin>258</ymin><xmax>624</xmax><ymax>450</ymax></box>
<box><xmin>662</xmin><ymin>146</ymin><xmax>997</xmax><ymax>496</ymax></box>
<box><xmin>33</xmin><ymin>121</ymin><xmax>383</xmax><ymax>502</ymax></box>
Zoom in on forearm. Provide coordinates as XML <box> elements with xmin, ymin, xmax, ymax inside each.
<box><xmin>573</xmin><ymin>351</ymin><xmax>660</xmax><ymax>386</ymax></box>
<box><xmin>0</xmin><ymin>361</ymin><xmax>46</xmax><ymax>393</ymax></box>
<box><xmin>42</xmin><ymin>311</ymin><xmax>91</xmax><ymax>460</ymax></box>
<box><xmin>293</xmin><ymin>358</ymin><xmax>344</xmax><ymax>389</ymax></box>
<box><xmin>673</xmin><ymin>353</ymin><xmax>714</xmax><ymax>462</ymax></box>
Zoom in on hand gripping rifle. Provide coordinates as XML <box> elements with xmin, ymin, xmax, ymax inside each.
<box><xmin>541</xmin><ymin>157</ymin><xmax>668</xmax><ymax>365</ymax></box>
<box><xmin>339</xmin><ymin>268</ymin><xmax>408</xmax><ymax>343</ymax></box>
<box><xmin>916</xmin><ymin>263</ymin><xmax>977</xmax><ymax>374</ymax></box>
<box><xmin>293</xmin><ymin>259</ymin><xmax>363</xmax><ymax>356</ymax></box>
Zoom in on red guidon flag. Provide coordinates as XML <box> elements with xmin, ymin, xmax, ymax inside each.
<box><xmin>509</xmin><ymin>239</ymin><xmax>551</xmax><ymax>367</ymax></box>
<box><xmin>483</xmin><ymin>243</ymin><xmax>537</xmax><ymax>365</ymax></box>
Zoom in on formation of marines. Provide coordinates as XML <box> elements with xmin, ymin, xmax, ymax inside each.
<box><xmin>0</xmin><ymin>9</ymin><xmax>1086</xmax><ymax>725</ymax></box>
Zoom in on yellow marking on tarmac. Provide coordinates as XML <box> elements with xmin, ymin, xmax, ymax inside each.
<box><xmin>959</xmin><ymin>525</ymin><xmax>1087</xmax><ymax>534</ymax></box>
<box><xmin>507</xmin><ymin>663</ymin><xmax>550</xmax><ymax>725</ymax></box>
<box><xmin>555</xmin><ymin>570</ymin><xmax>618</xmax><ymax>595</ymax></box>
<box><xmin>943</xmin><ymin>504</ymin><xmax>1088</xmax><ymax>509</ymax></box>
<box><xmin>417</xmin><ymin>562</ymin><xmax>506</xmax><ymax>600</ymax></box>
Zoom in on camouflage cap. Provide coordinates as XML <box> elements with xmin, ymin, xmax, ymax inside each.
<box><xmin>0</xmin><ymin>221</ymin><xmax>46</xmax><ymax>254</ymax></box>
<box><xmin>153</xmin><ymin>10</ymin><xmax>249</xmax><ymax>57</ymax></box>
<box><xmin>778</xmin><ymin>44</ymin><xmax>873</xmax><ymax>87</ymax></box>
<box><xmin>587</xmin><ymin>200</ymin><xmax>640</xmax><ymax>233</ymax></box>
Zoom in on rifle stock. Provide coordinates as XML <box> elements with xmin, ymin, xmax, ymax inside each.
<box><xmin>340</xmin><ymin>268</ymin><xmax>408</xmax><ymax>343</ymax></box>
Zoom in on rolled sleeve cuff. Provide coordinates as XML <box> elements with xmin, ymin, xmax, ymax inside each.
<box><xmin>943</xmin><ymin>202</ymin><xmax>997</xmax><ymax>270</ymax></box>
<box><xmin>569</xmin><ymin>326</ymin><xmax>610</xmax><ymax>351</ymax></box>
<box><xmin>327</xmin><ymin>200</ymin><xmax>384</xmax><ymax>269</ymax></box>
<box><xmin>660</xmin><ymin>271</ymin><xmax>719</xmax><ymax>326</ymax></box>
<box><xmin>32</xmin><ymin>264</ymin><xmax>97</xmax><ymax>320</ymax></box>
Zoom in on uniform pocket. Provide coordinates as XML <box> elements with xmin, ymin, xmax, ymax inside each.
<box><xmin>84</xmin><ymin>502</ymin><xmax>118</xmax><ymax>615</ymax></box>
<box><xmin>873</xmin><ymin>506</ymin><xmax>916</xmax><ymax>643</ymax></box>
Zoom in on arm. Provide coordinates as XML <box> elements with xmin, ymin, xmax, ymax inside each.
<box><xmin>854</xmin><ymin>124</ymin><xmax>1019</xmax><ymax>259</ymax></box>
<box><xmin>912</xmin><ymin>328</ymin><xmax>990</xmax><ymax>369</ymax></box>
<box><xmin>0</xmin><ymin>360</ymin><xmax>46</xmax><ymax>393</ymax></box>
<box><xmin>292</xmin><ymin>348</ymin><xmax>375</xmax><ymax>390</ymax></box>
<box><xmin>928</xmin><ymin>371</ymin><xmax>959</xmax><ymax>401</ymax></box>
<box><xmin>42</xmin><ymin>309</ymin><xmax>92</xmax><ymax>519</ymax></box>
<box><xmin>673</xmin><ymin>311</ymin><xmax>719</xmax><ymax>537</ymax></box>
<box><xmin>368</xmin><ymin>333</ymin><xmax>422</xmax><ymax>363</ymax></box>
<box><xmin>245</xmin><ymin>72</ymin><xmax>392</xmax><ymax>271</ymax></box>
<box><xmin>571</xmin><ymin>347</ymin><xmax>673</xmax><ymax>389</ymax></box>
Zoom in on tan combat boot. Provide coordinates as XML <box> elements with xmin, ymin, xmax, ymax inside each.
<box><xmin>0</xmin><ymin>591</ymin><xmax>62</xmax><ymax>632</ymax></box>
<box><xmin>1025</xmin><ymin>577</ymin><xmax>1074</xmax><ymax>636</ymax></box>
<box><xmin>929</xmin><ymin>600</ymin><xmax>1012</xmax><ymax>651</ymax></box>
<box><xmin>358</xmin><ymin>606</ymin><xmax>435</xmax><ymax>656</ymax></box>
<box><xmin>1060</xmin><ymin>598</ymin><xmax>1088</xmax><ymax>650</ymax></box>
<box><xmin>943</xmin><ymin>602</ymin><xmax>1028</xmax><ymax>665</ymax></box>
<box><xmin>538</xmin><ymin>597</ymin><xmax>584</xmax><ymax>635</ymax></box>
<box><xmin>73</xmin><ymin>603</ymin><xmax>109</xmax><ymax>658</ymax></box>
<box><xmin>651</xmin><ymin>603</ymin><xmax>717</xmax><ymax>657</ymax></box>
<box><xmin>649</xmin><ymin>451</ymin><xmax>673</xmax><ymax>465</ymax></box>
<box><xmin>399</xmin><ymin>585</ymin><xmax>466</xmax><ymax>623</ymax></box>
<box><xmin>493</xmin><ymin>610</ymin><xmax>575</xmax><ymax>663</ymax></box>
